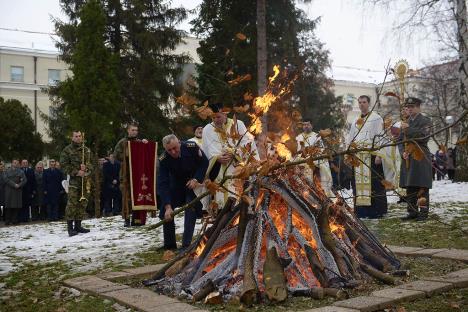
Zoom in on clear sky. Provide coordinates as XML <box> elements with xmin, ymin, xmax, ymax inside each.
<box><xmin>0</xmin><ymin>0</ymin><xmax>443</xmax><ymax>71</ymax></box>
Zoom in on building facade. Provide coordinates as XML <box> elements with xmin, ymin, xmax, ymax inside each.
<box><xmin>0</xmin><ymin>47</ymin><xmax>69</xmax><ymax>141</ymax></box>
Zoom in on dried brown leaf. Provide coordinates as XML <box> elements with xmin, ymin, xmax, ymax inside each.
<box><xmin>205</xmin><ymin>180</ymin><xmax>220</xmax><ymax>195</ymax></box>
<box><xmin>319</xmin><ymin>128</ymin><xmax>332</xmax><ymax>138</ymax></box>
<box><xmin>228</xmin><ymin>74</ymin><xmax>252</xmax><ymax>86</ymax></box>
<box><xmin>162</xmin><ymin>250</ymin><xmax>176</xmax><ymax>261</ymax></box>
<box><xmin>283</xmin><ymin>139</ymin><xmax>298</xmax><ymax>155</ymax></box>
<box><xmin>381</xmin><ymin>179</ymin><xmax>395</xmax><ymax>190</ymax></box>
<box><xmin>356</xmin><ymin>117</ymin><xmax>365</xmax><ymax>128</ymax></box>
<box><xmin>406</xmin><ymin>142</ymin><xmax>424</xmax><ymax>161</ymax></box>
<box><xmin>243</xmin><ymin>92</ymin><xmax>254</xmax><ymax>101</ymax></box>
<box><xmin>176</xmin><ymin>94</ymin><xmax>197</xmax><ymax>106</ymax></box>
<box><xmin>195</xmin><ymin>106</ymin><xmax>213</xmax><ymax>120</ymax></box>
<box><xmin>233</xmin><ymin>104</ymin><xmax>250</xmax><ymax>113</ymax></box>
<box><xmin>345</xmin><ymin>154</ymin><xmax>361</xmax><ymax>167</ymax></box>
<box><xmin>235</xmin><ymin>33</ymin><xmax>247</xmax><ymax>41</ymax></box>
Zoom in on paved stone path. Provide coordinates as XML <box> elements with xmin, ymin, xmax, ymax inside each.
<box><xmin>63</xmin><ymin>246</ymin><xmax>468</xmax><ymax>312</ymax></box>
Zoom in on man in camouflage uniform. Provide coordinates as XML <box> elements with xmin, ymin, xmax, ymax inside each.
<box><xmin>114</xmin><ymin>123</ymin><xmax>148</xmax><ymax>227</ymax></box>
<box><xmin>60</xmin><ymin>131</ymin><xmax>93</xmax><ymax>236</ymax></box>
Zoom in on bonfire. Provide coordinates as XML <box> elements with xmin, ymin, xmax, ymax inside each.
<box><xmin>144</xmin><ymin>65</ymin><xmax>400</xmax><ymax>305</ymax></box>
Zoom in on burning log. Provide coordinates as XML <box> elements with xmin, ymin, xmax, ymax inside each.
<box><xmin>240</xmin><ymin>211</ymin><xmax>261</xmax><ymax>305</ymax></box>
<box><xmin>192</xmin><ymin>280</ymin><xmax>215</xmax><ymax>302</ymax></box>
<box><xmin>263</xmin><ymin>246</ymin><xmax>287</xmax><ymax>302</ymax></box>
<box><xmin>145</xmin><ymin>167</ymin><xmax>400</xmax><ymax>303</ymax></box>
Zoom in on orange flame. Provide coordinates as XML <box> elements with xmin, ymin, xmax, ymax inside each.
<box><xmin>280</xmin><ymin>133</ymin><xmax>290</xmax><ymax>142</ymax></box>
<box><xmin>269</xmin><ymin>65</ymin><xmax>280</xmax><ymax>83</ymax></box>
<box><xmin>194</xmin><ymin>236</ymin><xmax>207</xmax><ymax>257</ymax></box>
<box><xmin>329</xmin><ymin>219</ymin><xmax>346</xmax><ymax>239</ymax></box>
<box><xmin>275</xmin><ymin>142</ymin><xmax>292</xmax><ymax>160</ymax></box>
<box><xmin>231</xmin><ymin>215</ymin><xmax>240</xmax><ymax>226</ymax></box>
<box><xmin>292</xmin><ymin>211</ymin><xmax>318</xmax><ymax>249</ymax></box>
<box><xmin>203</xmin><ymin>240</ymin><xmax>237</xmax><ymax>273</ymax></box>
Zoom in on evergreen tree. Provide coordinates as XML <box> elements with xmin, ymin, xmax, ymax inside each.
<box><xmin>0</xmin><ymin>97</ymin><xmax>44</xmax><ymax>162</ymax></box>
<box><xmin>53</xmin><ymin>0</ymin><xmax>189</xmax><ymax>141</ymax></box>
<box><xmin>48</xmin><ymin>0</ymin><xmax>121</xmax><ymax>157</ymax></box>
<box><xmin>191</xmin><ymin>0</ymin><xmax>343</xmax><ymax>131</ymax></box>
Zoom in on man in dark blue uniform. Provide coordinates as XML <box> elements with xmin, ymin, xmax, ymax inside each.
<box><xmin>158</xmin><ymin>134</ymin><xmax>208</xmax><ymax>250</ymax></box>
<box><xmin>43</xmin><ymin>159</ymin><xmax>64</xmax><ymax>221</ymax></box>
<box><xmin>102</xmin><ymin>154</ymin><xmax>122</xmax><ymax>216</ymax></box>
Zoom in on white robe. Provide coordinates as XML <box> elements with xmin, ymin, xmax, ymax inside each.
<box><xmin>296</xmin><ymin>132</ymin><xmax>333</xmax><ymax>196</ymax></box>
<box><xmin>346</xmin><ymin>112</ymin><xmax>385</xmax><ymax>206</ymax></box>
<box><xmin>202</xmin><ymin>119</ymin><xmax>259</xmax><ymax>208</ymax></box>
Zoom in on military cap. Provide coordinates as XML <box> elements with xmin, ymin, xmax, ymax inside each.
<box><xmin>404</xmin><ymin>97</ymin><xmax>422</xmax><ymax>106</ymax></box>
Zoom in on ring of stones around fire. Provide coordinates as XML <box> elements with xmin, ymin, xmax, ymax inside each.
<box><xmin>62</xmin><ymin>246</ymin><xmax>468</xmax><ymax>312</ymax></box>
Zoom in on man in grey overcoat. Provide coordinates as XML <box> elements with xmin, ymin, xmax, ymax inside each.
<box><xmin>399</xmin><ymin>97</ymin><xmax>432</xmax><ymax>221</ymax></box>
<box><xmin>4</xmin><ymin>159</ymin><xmax>27</xmax><ymax>225</ymax></box>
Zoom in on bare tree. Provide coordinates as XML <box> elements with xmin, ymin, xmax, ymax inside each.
<box><xmin>367</xmin><ymin>0</ymin><xmax>468</xmax><ymax>180</ymax></box>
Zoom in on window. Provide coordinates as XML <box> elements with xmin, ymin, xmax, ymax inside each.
<box><xmin>48</xmin><ymin>69</ymin><xmax>61</xmax><ymax>85</ymax></box>
<box><xmin>11</xmin><ymin>66</ymin><xmax>24</xmax><ymax>82</ymax></box>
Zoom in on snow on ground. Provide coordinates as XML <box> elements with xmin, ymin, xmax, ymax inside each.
<box><xmin>0</xmin><ymin>214</ymin><xmax>201</xmax><ymax>276</ymax></box>
<box><xmin>338</xmin><ymin>180</ymin><xmax>468</xmax><ymax>221</ymax></box>
<box><xmin>0</xmin><ymin>180</ymin><xmax>466</xmax><ymax>277</ymax></box>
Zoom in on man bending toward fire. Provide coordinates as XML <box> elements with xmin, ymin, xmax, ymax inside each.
<box><xmin>158</xmin><ymin>134</ymin><xmax>209</xmax><ymax>250</ymax></box>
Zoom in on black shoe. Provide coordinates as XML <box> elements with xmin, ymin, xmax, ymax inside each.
<box><xmin>124</xmin><ymin>219</ymin><xmax>130</xmax><ymax>227</ymax></box>
<box><xmin>74</xmin><ymin>220</ymin><xmax>90</xmax><ymax>233</ymax></box>
<box><xmin>67</xmin><ymin>221</ymin><xmax>78</xmax><ymax>237</ymax></box>
<box><xmin>416</xmin><ymin>207</ymin><xmax>429</xmax><ymax>222</ymax></box>
<box><xmin>400</xmin><ymin>213</ymin><xmax>418</xmax><ymax>221</ymax></box>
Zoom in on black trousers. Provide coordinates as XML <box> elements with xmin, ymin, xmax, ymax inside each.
<box><xmin>352</xmin><ymin>155</ymin><xmax>388</xmax><ymax>218</ymax></box>
<box><xmin>5</xmin><ymin>208</ymin><xmax>19</xmax><ymax>225</ymax></box>
<box><xmin>405</xmin><ymin>186</ymin><xmax>430</xmax><ymax>215</ymax></box>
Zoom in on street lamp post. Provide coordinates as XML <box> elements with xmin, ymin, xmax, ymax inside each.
<box><xmin>445</xmin><ymin>115</ymin><xmax>454</xmax><ymax>147</ymax></box>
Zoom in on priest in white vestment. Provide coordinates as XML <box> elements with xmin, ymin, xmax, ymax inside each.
<box><xmin>202</xmin><ymin>103</ymin><xmax>259</xmax><ymax>208</ymax></box>
<box><xmin>346</xmin><ymin>95</ymin><xmax>388</xmax><ymax>218</ymax></box>
<box><xmin>296</xmin><ymin>119</ymin><xmax>333</xmax><ymax>196</ymax></box>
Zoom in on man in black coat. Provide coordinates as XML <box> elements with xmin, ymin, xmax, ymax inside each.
<box><xmin>19</xmin><ymin>159</ymin><xmax>36</xmax><ymax>222</ymax></box>
<box><xmin>158</xmin><ymin>134</ymin><xmax>208</xmax><ymax>250</ymax></box>
<box><xmin>43</xmin><ymin>159</ymin><xmax>64</xmax><ymax>221</ymax></box>
<box><xmin>102</xmin><ymin>154</ymin><xmax>122</xmax><ymax>216</ymax></box>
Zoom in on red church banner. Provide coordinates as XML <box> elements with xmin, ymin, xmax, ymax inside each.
<box><xmin>128</xmin><ymin>141</ymin><xmax>158</xmax><ymax>211</ymax></box>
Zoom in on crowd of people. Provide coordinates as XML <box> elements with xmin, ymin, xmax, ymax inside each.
<box><xmin>0</xmin><ymin>96</ymin><xmax>458</xmax><ymax>249</ymax></box>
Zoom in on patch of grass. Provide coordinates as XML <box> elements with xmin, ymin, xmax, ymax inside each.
<box><xmin>0</xmin><ymin>261</ymin><xmax>121</xmax><ymax>312</ymax></box>
<box><xmin>363</xmin><ymin>204</ymin><xmax>468</xmax><ymax>249</ymax></box>
<box><xmin>131</xmin><ymin>246</ymin><xmax>167</xmax><ymax>267</ymax></box>
<box><xmin>400</xmin><ymin>288</ymin><xmax>468</xmax><ymax>312</ymax></box>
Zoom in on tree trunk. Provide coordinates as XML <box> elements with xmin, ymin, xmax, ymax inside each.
<box><xmin>455</xmin><ymin>0</ymin><xmax>468</xmax><ymax>181</ymax></box>
<box><xmin>94</xmin><ymin>140</ymin><xmax>101</xmax><ymax>218</ymax></box>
